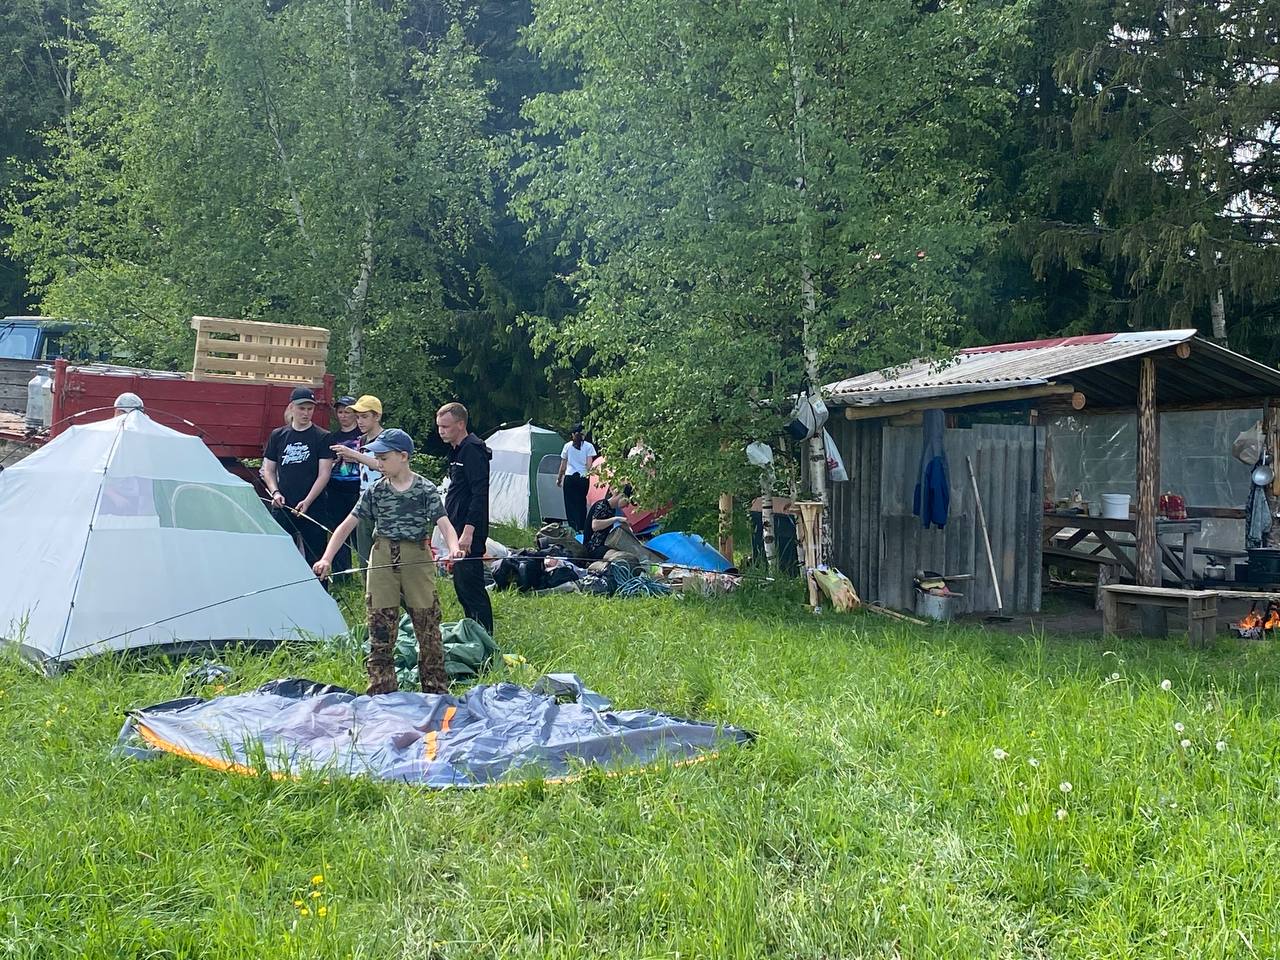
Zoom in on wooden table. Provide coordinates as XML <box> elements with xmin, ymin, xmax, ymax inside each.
<box><xmin>1043</xmin><ymin>513</ymin><xmax>1203</xmax><ymax>584</ymax></box>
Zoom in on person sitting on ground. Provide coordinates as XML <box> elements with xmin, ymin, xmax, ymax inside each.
<box><xmin>313</xmin><ymin>428</ymin><xmax>464</xmax><ymax>695</ymax></box>
<box><xmin>584</xmin><ymin>484</ymin><xmax>633</xmax><ymax>560</ymax></box>
<box><xmin>556</xmin><ymin>422</ymin><xmax>597</xmax><ymax>532</ymax></box>
<box><xmin>329</xmin><ymin>394</ymin><xmax>386</xmax><ymax>571</ymax></box>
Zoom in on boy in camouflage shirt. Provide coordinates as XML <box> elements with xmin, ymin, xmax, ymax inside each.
<box><xmin>314</xmin><ymin>429</ymin><xmax>464</xmax><ymax>694</ymax></box>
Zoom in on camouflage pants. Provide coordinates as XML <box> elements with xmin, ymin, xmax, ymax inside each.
<box><xmin>365</xmin><ymin>539</ymin><xmax>449</xmax><ymax>696</ymax></box>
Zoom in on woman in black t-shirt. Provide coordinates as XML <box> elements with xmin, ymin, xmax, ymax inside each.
<box><xmin>584</xmin><ymin>485</ymin><xmax>633</xmax><ymax>560</ymax></box>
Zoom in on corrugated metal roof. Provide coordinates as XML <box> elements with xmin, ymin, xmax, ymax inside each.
<box><xmin>827</xmin><ymin>330</ymin><xmax>1198</xmax><ymax>403</ymax></box>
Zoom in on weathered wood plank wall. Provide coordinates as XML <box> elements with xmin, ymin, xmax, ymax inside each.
<box><xmin>827</xmin><ymin>418</ymin><xmax>1044</xmax><ymax>614</ymax></box>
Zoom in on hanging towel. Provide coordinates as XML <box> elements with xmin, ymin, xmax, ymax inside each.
<box><xmin>912</xmin><ymin>409</ymin><xmax>950</xmax><ymax>529</ymax></box>
<box><xmin>1246</xmin><ymin>465</ymin><xmax>1272</xmax><ymax>549</ymax></box>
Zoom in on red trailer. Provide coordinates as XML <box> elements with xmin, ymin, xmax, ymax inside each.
<box><xmin>0</xmin><ymin>359</ymin><xmax>335</xmax><ymax>479</ymax></box>
<box><xmin>0</xmin><ymin>316</ymin><xmax>335</xmax><ymax>476</ymax></box>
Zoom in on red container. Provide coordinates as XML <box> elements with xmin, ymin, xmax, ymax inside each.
<box><xmin>1159</xmin><ymin>492</ymin><xmax>1186</xmax><ymax>520</ymax></box>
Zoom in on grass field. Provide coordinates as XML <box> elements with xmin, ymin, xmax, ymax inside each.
<box><xmin>2</xmin><ymin>577</ymin><xmax>1279</xmax><ymax>959</ymax></box>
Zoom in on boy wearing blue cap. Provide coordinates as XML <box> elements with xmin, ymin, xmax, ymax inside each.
<box><xmin>314</xmin><ymin>429</ymin><xmax>464</xmax><ymax>695</ymax></box>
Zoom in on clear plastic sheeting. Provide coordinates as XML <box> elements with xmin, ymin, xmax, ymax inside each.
<box><xmin>1048</xmin><ymin>410</ymin><xmax>1261</xmax><ymax>554</ymax></box>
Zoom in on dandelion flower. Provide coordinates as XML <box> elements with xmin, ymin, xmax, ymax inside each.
<box><xmin>311</xmin><ymin>874</ymin><xmax>324</xmax><ymax>886</ymax></box>
<box><xmin>1028</xmin><ymin>757</ymin><xmax>1039</xmax><ymax>768</ymax></box>
<box><xmin>1160</xmin><ymin>679</ymin><xmax>1172</xmax><ymax>691</ymax></box>
<box><xmin>992</xmin><ymin>748</ymin><xmax>1009</xmax><ymax>761</ymax></box>
<box><xmin>292</xmin><ymin>899</ymin><xmax>303</xmax><ymax>908</ymax></box>
<box><xmin>1059</xmin><ymin>781</ymin><xmax>1073</xmax><ymax>794</ymax></box>
<box><xmin>1216</xmin><ymin>740</ymin><xmax>1227</xmax><ymax>753</ymax></box>
<box><xmin>317</xmin><ymin>906</ymin><xmax>328</xmax><ymax>918</ymax></box>
<box><xmin>1180</xmin><ymin>738</ymin><xmax>1191</xmax><ymax>749</ymax></box>
<box><xmin>1173</xmin><ymin>722</ymin><xmax>1185</xmax><ymax>734</ymax></box>
<box><xmin>311</xmin><ymin>890</ymin><xmax>322</xmax><ymax>899</ymax></box>
<box><xmin>1056</xmin><ymin>808</ymin><xmax>1068</xmax><ymax>821</ymax></box>
<box><xmin>1111</xmin><ymin>672</ymin><xmax>1121</xmax><ymax>681</ymax></box>
<box><xmin>300</xmin><ymin>907</ymin><xmax>310</xmax><ymax>917</ymax></box>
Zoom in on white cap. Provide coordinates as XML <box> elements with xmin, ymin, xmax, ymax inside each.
<box><xmin>114</xmin><ymin>392</ymin><xmax>144</xmax><ymax>412</ymax></box>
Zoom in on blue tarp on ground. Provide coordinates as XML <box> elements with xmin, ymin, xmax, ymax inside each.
<box><xmin>645</xmin><ymin>532</ymin><xmax>734</xmax><ymax>572</ymax></box>
<box><xmin>116</xmin><ymin>675</ymin><xmax>752</xmax><ymax>788</ymax></box>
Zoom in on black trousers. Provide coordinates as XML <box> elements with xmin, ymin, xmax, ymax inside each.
<box><xmin>452</xmin><ymin>553</ymin><xmax>494</xmax><ymax>635</ymax></box>
<box><xmin>563</xmin><ymin>473</ymin><xmax>589</xmax><ymax>531</ymax></box>
<box><xmin>326</xmin><ymin>482</ymin><xmax>361</xmax><ymax>574</ymax></box>
<box><xmin>273</xmin><ymin>502</ymin><xmax>329</xmax><ymax>567</ymax></box>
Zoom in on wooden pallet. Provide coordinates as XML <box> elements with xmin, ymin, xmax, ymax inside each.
<box><xmin>190</xmin><ymin>316</ymin><xmax>329</xmax><ymax>385</ymax></box>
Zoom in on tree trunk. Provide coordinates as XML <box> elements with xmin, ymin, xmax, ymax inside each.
<box><xmin>342</xmin><ymin>0</ymin><xmax>373</xmax><ymax>394</ymax></box>
<box><xmin>345</xmin><ymin>213</ymin><xmax>374</xmax><ymax>393</ymax></box>
<box><xmin>759</xmin><ymin>476</ymin><xmax>776</xmax><ymax>573</ymax></box>
<box><xmin>1136</xmin><ymin>357</ymin><xmax>1160</xmax><ymax>586</ymax></box>
<box><xmin>787</xmin><ymin>14</ymin><xmax>830</xmax><ymax>562</ymax></box>
<box><xmin>1211</xmin><ymin>289</ymin><xmax>1226</xmax><ymax>343</ymax></box>
<box><xmin>718</xmin><ymin>493</ymin><xmax>734</xmax><ymax>563</ymax></box>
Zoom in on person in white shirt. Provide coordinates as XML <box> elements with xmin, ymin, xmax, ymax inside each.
<box><xmin>556</xmin><ymin>422</ymin><xmax>598</xmax><ymax>532</ymax></box>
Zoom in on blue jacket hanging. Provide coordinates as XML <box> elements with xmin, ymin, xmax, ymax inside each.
<box><xmin>912</xmin><ymin>409</ymin><xmax>950</xmax><ymax>529</ymax></box>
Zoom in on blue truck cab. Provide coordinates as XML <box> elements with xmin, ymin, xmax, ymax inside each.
<box><xmin>0</xmin><ymin>317</ymin><xmax>80</xmax><ymax>361</ymax></box>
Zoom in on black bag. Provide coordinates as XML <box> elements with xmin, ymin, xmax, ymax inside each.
<box><xmin>493</xmin><ymin>556</ymin><xmax>546</xmax><ymax>592</ymax></box>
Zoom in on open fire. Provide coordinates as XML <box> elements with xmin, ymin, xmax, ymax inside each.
<box><xmin>1233</xmin><ymin>604</ymin><xmax>1280</xmax><ymax>638</ymax></box>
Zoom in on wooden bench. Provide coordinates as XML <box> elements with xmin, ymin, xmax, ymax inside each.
<box><xmin>1101</xmin><ymin>584</ymin><xmax>1219</xmax><ymax>649</ymax></box>
<box><xmin>1043</xmin><ymin>546</ymin><xmax>1121</xmax><ymax>610</ymax></box>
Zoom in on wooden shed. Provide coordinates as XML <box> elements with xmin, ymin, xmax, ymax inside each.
<box><xmin>820</xmin><ymin>331</ymin><xmax>1280</xmax><ymax>615</ymax></box>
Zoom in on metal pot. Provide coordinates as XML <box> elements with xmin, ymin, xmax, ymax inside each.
<box><xmin>1204</xmin><ymin>558</ymin><xmax>1227</xmax><ymax>581</ymax></box>
<box><xmin>1253</xmin><ymin>462</ymin><xmax>1275</xmax><ymax>487</ymax></box>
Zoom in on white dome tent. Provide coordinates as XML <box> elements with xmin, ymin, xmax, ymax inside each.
<box><xmin>0</xmin><ymin>410</ymin><xmax>347</xmax><ymax>671</ymax></box>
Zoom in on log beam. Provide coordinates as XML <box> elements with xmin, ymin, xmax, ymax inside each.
<box><xmin>841</xmin><ymin>383</ymin><xmax>1075</xmax><ymax>421</ymax></box>
<box><xmin>1136</xmin><ymin>357</ymin><xmax>1159</xmax><ymax>586</ymax></box>
<box><xmin>1042</xmin><ymin>395</ymin><xmax>1278</xmax><ymax>416</ymax></box>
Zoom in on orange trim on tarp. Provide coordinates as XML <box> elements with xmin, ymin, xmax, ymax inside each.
<box><xmin>423</xmin><ymin>705</ymin><xmax>457</xmax><ymax>762</ymax></box>
<box><xmin>135</xmin><ymin>721</ymin><xmax>292</xmax><ymax>781</ymax></box>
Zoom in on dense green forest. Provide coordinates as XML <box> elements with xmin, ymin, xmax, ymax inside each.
<box><xmin>2</xmin><ymin>0</ymin><xmax>1278</xmax><ymax>495</ymax></box>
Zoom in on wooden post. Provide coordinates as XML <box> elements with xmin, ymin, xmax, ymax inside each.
<box><xmin>1136</xmin><ymin>357</ymin><xmax>1160</xmax><ymax>587</ymax></box>
<box><xmin>795</xmin><ymin>500</ymin><xmax>824</xmax><ymax>609</ymax></box>
<box><xmin>718</xmin><ymin>493</ymin><xmax>734</xmax><ymax>562</ymax></box>
<box><xmin>1264</xmin><ymin>401</ymin><xmax>1280</xmax><ymax>546</ymax></box>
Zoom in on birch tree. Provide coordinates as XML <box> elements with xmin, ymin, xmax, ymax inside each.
<box><xmin>6</xmin><ymin>0</ymin><xmax>489</xmax><ymax>411</ymax></box>
<box><xmin>519</xmin><ymin>0</ymin><xmax>1026</xmax><ymax>543</ymax></box>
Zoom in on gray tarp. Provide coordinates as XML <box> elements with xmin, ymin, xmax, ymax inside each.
<box><xmin>116</xmin><ymin>675</ymin><xmax>751</xmax><ymax>788</ymax></box>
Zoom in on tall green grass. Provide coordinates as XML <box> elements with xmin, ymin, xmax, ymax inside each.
<box><xmin>1</xmin><ymin>581</ymin><xmax>1278</xmax><ymax>958</ymax></box>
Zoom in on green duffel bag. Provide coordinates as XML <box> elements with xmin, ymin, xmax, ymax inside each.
<box><xmin>536</xmin><ymin>522</ymin><xmax>589</xmax><ymax>558</ymax></box>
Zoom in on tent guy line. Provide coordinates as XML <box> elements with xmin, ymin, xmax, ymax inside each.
<box><xmin>51</xmin><ymin>556</ymin><xmax>503</xmax><ymax>661</ymax></box>
<box><xmin>52</xmin><ymin>556</ymin><xmax>773</xmax><ymax>663</ymax></box>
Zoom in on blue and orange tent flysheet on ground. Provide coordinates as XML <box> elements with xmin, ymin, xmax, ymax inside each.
<box><xmin>116</xmin><ymin>675</ymin><xmax>753</xmax><ymax>788</ymax></box>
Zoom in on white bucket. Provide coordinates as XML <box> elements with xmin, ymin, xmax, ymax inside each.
<box><xmin>1100</xmin><ymin>493</ymin><xmax>1131</xmax><ymax>520</ymax></box>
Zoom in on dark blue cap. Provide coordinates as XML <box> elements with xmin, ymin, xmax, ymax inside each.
<box><xmin>335</xmin><ymin>395</ymin><xmax>357</xmax><ymax>408</ymax></box>
<box><xmin>365</xmin><ymin>428</ymin><xmax>414</xmax><ymax>455</ymax></box>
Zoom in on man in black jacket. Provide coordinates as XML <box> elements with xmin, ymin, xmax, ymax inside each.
<box><xmin>436</xmin><ymin>401</ymin><xmax>494</xmax><ymax>634</ymax></box>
